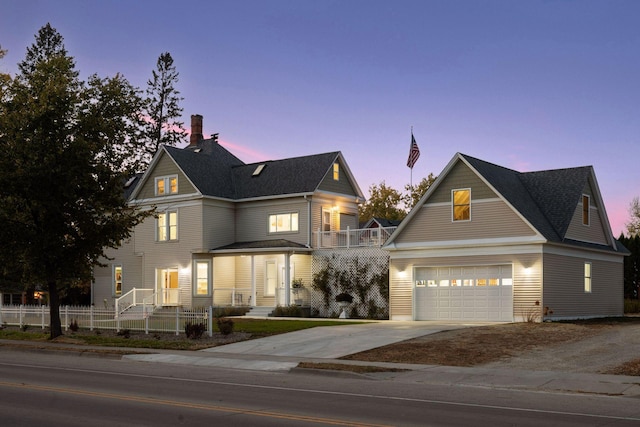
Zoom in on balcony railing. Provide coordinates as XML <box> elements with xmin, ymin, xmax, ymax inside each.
<box><xmin>313</xmin><ymin>226</ymin><xmax>397</xmax><ymax>249</ymax></box>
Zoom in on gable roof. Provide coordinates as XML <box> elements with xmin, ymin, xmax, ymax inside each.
<box><xmin>386</xmin><ymin>152</ymin><xmax>621</xmax><ymax>252</ymax></box>
<box><xmin>130</xmin><ymin>137</ymin><xmax>363</xmax><ymax>202</ymax></box>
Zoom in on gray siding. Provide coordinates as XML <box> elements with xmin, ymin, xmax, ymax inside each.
<box><xmin>396</xmin><ymin>200</ymin><xmax>536</xmax><ymax>244</ymax></box>
<box><xmin>564</xmin><ymin>182</ymin><xmax>609</xmax><ymax>244</ymax></box>
<box><xmin>542</xmin><ymin>251</ymin><xmax>623</xmax><ymax>319</ymax></box>
<box><xmin>429</xmin><ymin>161</ymin><xmax>497</xmax><ymax>203</ymax></box>
<box><xmin>235</xmin><ymin>199</ymin><xmax>309</xmax><ymax>245</ymax></box>
<box><xmin>317</xmin><ymin>158</ymin><xmax>358</xmax><ymax>196</ymax></box>
<box><xmin>93</xmin><ymin>240</ymin><xmax>142</xmax><ymax>306</ymax></box>
<box><xmin>136</xmin><ymin>153</ymin><xmax>196</xmax><ymax>200</ymax></box>
<box><xmin>203</xmin><ymin>201</ymin><xmax>236</xmax><ymax>250</ymax></box>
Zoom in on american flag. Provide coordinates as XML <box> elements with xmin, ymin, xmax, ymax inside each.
<box><xmin>407</xmin><ymin>133</ymin><xmax>420</xmax><ymax>168</ymax></box>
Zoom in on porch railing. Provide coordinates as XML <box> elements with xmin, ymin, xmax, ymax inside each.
<box><xmin>313</xmin><ymin>226</ymin><xmax>397</xmax><ymax>249</ymax></box>
<box><xmin>213</xmin><ymin>287</ymin><xmax>252</xmax><ymax>306</ymax></box>
<box><xmin>114</xmin><ymin>288</ymin><xmax>153</xmax><ymax>316</ymax></box>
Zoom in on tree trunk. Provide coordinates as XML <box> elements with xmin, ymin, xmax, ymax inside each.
<box><xmin>48</xmin><ymin>281</ymin><xmax>63</xmax><ymax>339</ymax></box>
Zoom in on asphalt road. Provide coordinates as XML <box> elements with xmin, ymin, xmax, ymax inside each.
<box><xmin>1</xmin><ymin>349</ymin><xmax>640</xmax><ymax>426</ymax></box>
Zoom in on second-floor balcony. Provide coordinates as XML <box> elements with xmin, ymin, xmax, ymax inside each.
<box><xmin>313</xmin><ymin>226</ymin><xmax>397</xmax><ymax>249</ymax></box>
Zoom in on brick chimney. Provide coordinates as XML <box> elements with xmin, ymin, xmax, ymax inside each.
<box><xmin>189</xmin><ymin>114</ymin><xmax>203</xmax><ymax>146</ymax></box>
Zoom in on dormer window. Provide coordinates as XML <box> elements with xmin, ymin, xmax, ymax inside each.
<box><xmin>452</xmin><ymin>189</ymin><xmax>471</xmax><ymax>221</ymax></box>
<box><xmin>155</xmin><ymin>175</ymin><xmax>178</xmax><ymax>196</ymax></box>
<box><xmin>582</xmin><ymin>194</ymin><xmax>590</xmax><ymax>226</ymax></box>
<box><xmin>333</xmin><ymin>163</ymin><xmax>339</xmax><ymax>181</ymax></box>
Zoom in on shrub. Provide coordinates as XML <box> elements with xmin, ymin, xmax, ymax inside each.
<box><xmin>273</xmin><ymin>305</ymin><xmax>303</xmax><ymax>317</ymax></box>
<box><xmin>117</xmin><ymin>329</ymin><xmax>131</xmax><ymax>339</ymax></box>
<box><xmin>185</xmin><ymin>322</ymin><xmax>206</xmax><ymax>339</ymax></box>
<box><xmin>69</xmin><ymin>319</ymin><xmax>79</xmax><ymax>332</ymax></box>
<box><xmin>625</xmin><ymin>299</ymin><xmax>640</xmax><ymax>314</ymax></box>
<box><xmin>217</xmin><ymin>317</ymin><xmax>234</xmax><ymax>335</ymax></box>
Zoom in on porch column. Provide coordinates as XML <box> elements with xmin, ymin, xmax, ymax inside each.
<box><xmin>284</xmin><ymin>253</ymin><xmax>291</xmax><ymax>306</ymax></box>
<box><xmin>251</xmin><ymin>256</ymin><xmax>256</xmax><ymax>307</ymax></box>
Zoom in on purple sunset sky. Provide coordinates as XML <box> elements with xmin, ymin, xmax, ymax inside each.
<box><xmin>1</xmin><ymin>0</ymin><xmax>638</xmax><ymax>235</ymax></box>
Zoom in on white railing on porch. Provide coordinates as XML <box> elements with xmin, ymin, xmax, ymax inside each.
<box><xmin>314</xmin><ymin>226</ymin><xmax>397</xmax><ymax>249</ymax></box>
<box><xmin>213</xmin><ymin>288</ymin><xmax>252</xmax><ymax>306</ymax></box>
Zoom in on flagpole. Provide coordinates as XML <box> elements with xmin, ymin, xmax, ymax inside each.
<box><xmin>410</xmin><ymin>126</ymin><xmax>413</xmax><ymax>199</ymax></box>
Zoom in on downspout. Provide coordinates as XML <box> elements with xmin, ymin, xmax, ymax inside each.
<box><xmin>305</xmin><ymin>195</ymin><xmax>312</xmax><ymax>247</ymax></box>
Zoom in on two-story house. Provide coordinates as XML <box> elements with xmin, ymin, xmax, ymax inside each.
<box><xmin>385</xmin><ymin>153</ymin><xmax>628</xmax><ymax>322</ymax></box>
<box><xmin>93</xmin><ymin>115</ymin><xmax>365</xmax><ymax>313</ymax></box>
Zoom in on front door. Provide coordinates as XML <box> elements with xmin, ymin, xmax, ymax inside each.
<box><xmin>157</xmin><ymin>268</ymin><xmax>179</xmax><ymax>305</ymax></box>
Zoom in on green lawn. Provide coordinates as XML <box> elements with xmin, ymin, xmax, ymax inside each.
<box><xmin>0</xmin><ymin>318</ymin><xmax>364</xmax><ymax>351</ymax></box>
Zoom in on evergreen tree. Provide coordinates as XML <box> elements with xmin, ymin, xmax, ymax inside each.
<box><xmin>0</xmin><ymin>24</ymin><xmax>151</xmax><ymax>338</ymax></box>
<box><xmin>140</xmin><ymin>52</ymin><xmax>187</xmax><ymax>168</ymax></box>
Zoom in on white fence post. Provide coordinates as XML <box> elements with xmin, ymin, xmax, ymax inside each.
<box><xmin>208</xmin><ymin>306</ymin><xmax>213</xmax><ymax>337</ymax></box>
<box><xmin>90</xmin><ymin>305</ymin><xmax>94</xmax><ymax>331</ymax></box>
<box><xmin>175</xmin><ymin>306</ymin><xmax>180</xmax><ymax>336</ymax></box>
<box><xmin>64</xmin><ymin>306</ymin><xmax>68</xmax><ymax>331</ymax></box>
<box><xmin>41</xmin><ymin>305</ymin><xmax>45</xmax><ymax>330</ymax></box>
<box><xmin>19</xmin><ymin>305</ymin><xmax>23</xmax><ymax>328</ymax></box>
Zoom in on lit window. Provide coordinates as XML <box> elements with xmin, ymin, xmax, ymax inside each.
<box><xmin>155</xmin><ymin>175</ymin><xmax>178</xmax><ymax>196</ymax></box>
<box><xmin>194</xmin><ymin>261</ymin><xmax>210</xmax><ymax>296</ymax></box>
<box><xmin>452</xmin><ymin>189</ymin><xmax>471</xmax><ymax>221</ymax></box>
<box><xmin>439</xmin><ymin>280</ymin><xmax>449</xmax><ymax>287</ymax></box>
<box><xmin>582</xmin><ymin>195</ymin><xmax>590</xmax><ymax>226</ymax></box>
<box><xmin>333</xmin><ymin>163</ymin><xmax>339</xmax><ymax>181</ymax></box>
<box><xmin>157</xmin><ymin>211</ymin><xmax>178</xmax><ymax>241</ymax></box>
<box><xmin>269</xmin><ymin>213</ymin><xmax>299</xmax><ymax>233</ymax></box>
<box><xmin>477</xmin><ymin>279</ymin><xmax>487</xmax><ymax>287</ymax></box>
<box><xmin>114</xmin><ymin>266</ymin><xmax>122</xmax><ymax>296</ymax></box>
<box><xmin>584</xmin><ymin>262</ymin><xmax>592</xmax><ymax>293</ymax></box>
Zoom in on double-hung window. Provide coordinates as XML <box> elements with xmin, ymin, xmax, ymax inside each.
<box><xmin>157</xmin><ymin>211</ymin><xmax>178</xmax><ymax>241</ymax></box>
<box><xmin>584</xmin><ymin>262</ymin><xmax>592</xmax><ymax>293</ymax></box>
<box><xmin>194</xmin><ymin>260</ymin><xmax>211</xmax><ymax>296</ymax></box>
<box><xmin>113</xmin><ymin>265</ymin><xmax>122</xmax><ymax>296</ymax></box>
<box><xmin>452</xmin><ymin>189</ymin><xmax>471</xmax><ymax>221</ymax></box>
<box><xmin>155</xmin><ymin>175</ymin><xmax>178</xmax><ymax>196</ymax></box>
<box><xmin>269</xmin><ymin>212</ymin><xmax>299</xmax><ymax>233</ymax></box>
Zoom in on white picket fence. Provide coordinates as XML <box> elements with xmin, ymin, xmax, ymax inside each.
<box><xmin>0</xmin><ymin>305</ymin><xmax>214</xmax><ymax>337</ymax></box>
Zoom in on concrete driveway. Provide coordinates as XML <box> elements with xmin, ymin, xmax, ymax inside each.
<box><xmin>201</xmin><ymin>321</ymin><xmax>487</xmax><ymax>359</ymax></box>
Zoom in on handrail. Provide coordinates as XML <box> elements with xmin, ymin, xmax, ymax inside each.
<box><xmin>115</xmin><ymin>287</ymin><xmax>153</xmax><ymax>317</ymax></box>
<box><xmin>313</xmin><ymin>226</ymin><xmax>397</xmax><ymax>249</ymax></box>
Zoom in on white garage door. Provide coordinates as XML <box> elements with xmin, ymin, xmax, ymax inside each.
<box><xmin>414</xmin><ymin>265</ymin><xmax>513</xmax><ymax>321</ymax></box>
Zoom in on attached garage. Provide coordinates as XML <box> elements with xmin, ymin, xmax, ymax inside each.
<box><xmin>414</xmin><ymin>265</ymin><xmax>513</xmax><ymax>321</ymax></box>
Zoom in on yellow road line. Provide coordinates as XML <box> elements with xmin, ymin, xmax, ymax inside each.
<box><xmin>0</xmin><ymin>381</ymin><xmax>391</xmax><ymax>427</ymax></box>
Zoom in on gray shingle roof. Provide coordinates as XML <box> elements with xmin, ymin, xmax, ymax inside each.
<box><xmin>164</xmin><ymin>139</ymin><xmax>342</xmax><ymax>200</ymax></box>
<box><xmin>212</xmin><ymin>239</ymin><xmax>310</xmax><ymax>251</ymax></box>
<box><xmin>460</xmin><ymin>154</ymin><xmax>596</xmax><ymax>244</ymax></box>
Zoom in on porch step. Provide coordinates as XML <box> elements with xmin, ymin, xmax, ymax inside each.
<box><xmin>243</xmin><ymin>306</ymin><xmax>275</xmax><ymax>317</ymax></box>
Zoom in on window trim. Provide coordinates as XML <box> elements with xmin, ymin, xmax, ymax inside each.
<box><xmin>193</xmin><ymin>260</ymin><xmax>211</xmax><ymax>297</ymax></box>
<box><xmin>157</xmin><ymin>210</ymin><xmax>178</xmax><ymax>242</ymax></box>
<box><xmin>584</xmin><ymin>262</ymin><xmax>592</xmax><ymax>293</ymax></box>
<box><xmin>268</xmin><ymin>212</ymin><xmax>299</xmax><ymax>234</ymax></box>
<box><xmin>155</xmin><ymin>175</ymin><xmax>178</xmax><ymax>196</ymax></box>
<box><xmin>582</xmin><ymin>194</ymin><xmax>590</xmax><ymax>226</ymax></box>
<box><xmin>113</xmin><ymin>265</ymin><xmax>122</xmax><ymax>296</ymax></box>
<box><xmin>452</xmin><ymin>188</ymin><xmax>471</xmax><ymax>222</ymax></box>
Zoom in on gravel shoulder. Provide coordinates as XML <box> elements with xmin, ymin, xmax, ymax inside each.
<box><xmin>343</xmin><ymin>319</ymin><xmax>640</xmax><ymax>375</ymax></box>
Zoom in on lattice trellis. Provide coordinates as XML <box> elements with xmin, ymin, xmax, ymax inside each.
<box><xmin>311</xmin><ymin>248</ymin><xmax>389</xmax><ymax>319</ymax></box>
